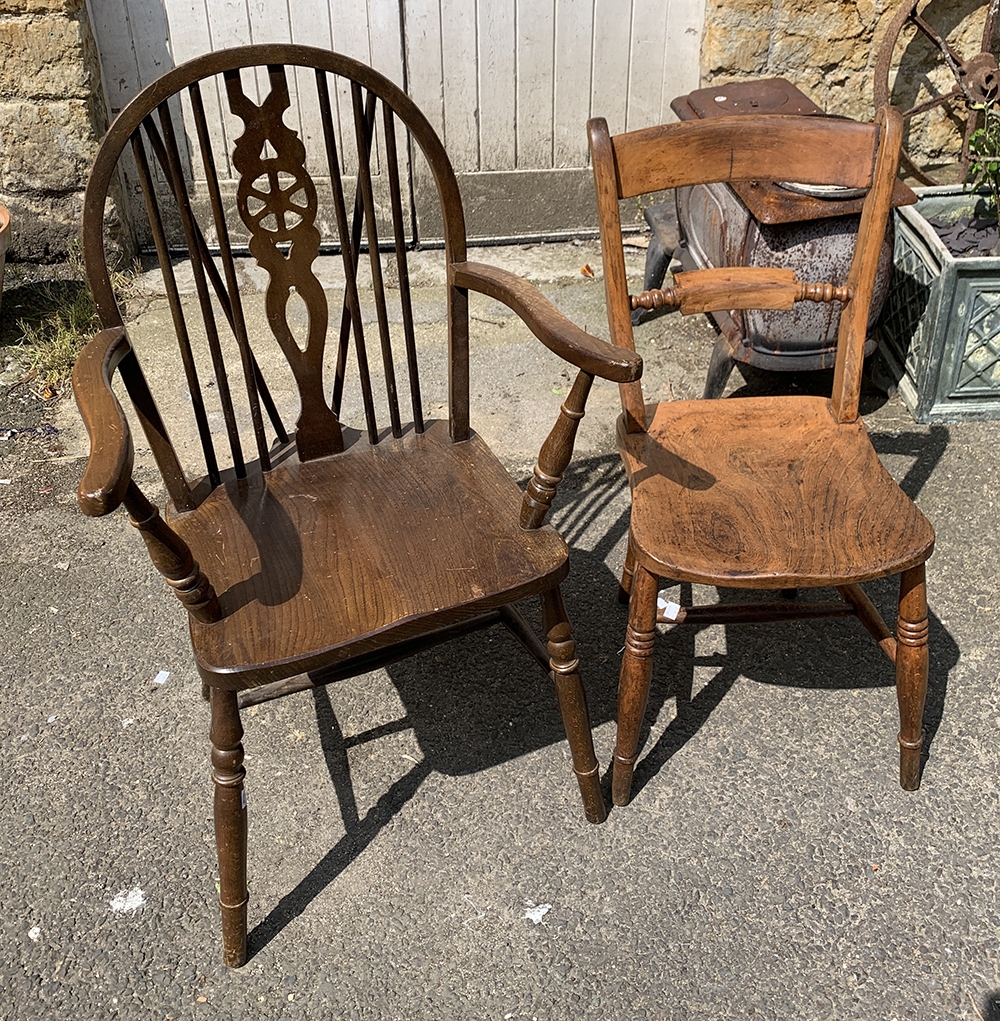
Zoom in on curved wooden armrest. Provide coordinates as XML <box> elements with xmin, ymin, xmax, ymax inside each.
<box><xmin>630</xmin><ymin>267</ymin><xmax>852</xmax><ymax>316</ymax></box>
<box><xmin>450</xmin><ymin>261</ymin><xmax>643</xmax><ymax>382</ymax></box>
<box><xmin>72</xmin><ymin>325</ymin><xmax>135</xmax><ymax>516</ymax></box>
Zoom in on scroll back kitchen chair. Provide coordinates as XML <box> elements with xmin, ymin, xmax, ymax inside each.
<box><xmin>588</xmin><ymin>107</ymin><xmax>935</xmax><ymax>807</ymax></box>
<box><xmin>74</xmin><ymin>44</ymin><xmax>641</xmax><ymax>966</ymax></box>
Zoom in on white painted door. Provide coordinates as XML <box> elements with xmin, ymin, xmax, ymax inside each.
<box><xmin>405</xmin><ymin>0</ymin><xmax>705</xmax><ymax>237</ymax></box>
<box><xmin>86</xmin><ymin>0</ymin><xmax>705</xmax><ymax>241</ymax></box>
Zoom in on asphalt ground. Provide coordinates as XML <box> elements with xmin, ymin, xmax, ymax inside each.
<box><xmin>1</xmin><ymin>240</ymin><xmax>998</xmax><ymax>1020</ymax></box>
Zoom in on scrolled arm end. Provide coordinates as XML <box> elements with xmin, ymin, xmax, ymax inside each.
<box><xmin>73</xmin><ymin>326</ymin><xmax>135</xmax><ymax>516</ymax></box>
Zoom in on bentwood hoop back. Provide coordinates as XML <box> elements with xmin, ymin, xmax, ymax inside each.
<box><xmin>587</xmin><ymin>107</ymin><xmax>935</xmax><ymax>806</ymax></box>
<box><xmin>75</xmin><ymin>45</ymin><xmax>641</xmax><ymax>966</ymax></box>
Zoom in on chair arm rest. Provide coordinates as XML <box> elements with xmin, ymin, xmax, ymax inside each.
<box><xmin>450</xmin><ymin>261</ymin><xmax>643</xmax><ymax>383</ymax></box>
<box><xmin>72</xmin><ymin>326</ymin><xmax>135</xmax><ymax>516</ymax></box>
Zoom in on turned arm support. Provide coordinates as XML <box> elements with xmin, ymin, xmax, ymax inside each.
<box><xmin>450</xmin><ymin>261</ymin><xmax>643</xmax><ymax>382</ymax></box>
<box><xmin>73</xmin><ymin>326</ymin><xmax>135</xmax><ymax>516</ymax></box>
<box><xmin>73</xmin><ymin>326</ymin><xmax>220</xmax><ymax>624</ymax></box>
<box><xmin>630</xmin><ymin>267</ymin><xmax>852</xmax><ymax>317</ymax></box>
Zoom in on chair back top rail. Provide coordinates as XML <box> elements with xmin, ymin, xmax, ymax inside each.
<box><xmin>588</xmin><ymin>109</ymin><xmax>901</xmax><ymax>432</ymax></box>
<box><xmin>82</xmin><ymin>45</ymin><xmax>470</xmax><ymax>508</ymax></box>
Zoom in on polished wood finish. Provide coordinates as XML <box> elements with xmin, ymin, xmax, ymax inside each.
<box><xmin>589</xmin><ymin>106</ymin><xmax>936</xmax><ymax>805</ymax></box>
<box><xmin>76</xmin><ymin>45</ymin><xmax>628</xmax><ymax>966</ymax></box>
<box><xmin>211</xmin><ymin>689</ymin><xmax>249</xmax><ymax>968</ymax></box>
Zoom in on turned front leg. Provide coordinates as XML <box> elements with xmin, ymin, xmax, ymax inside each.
<box><xmin>612</xmin><ymin>564</ymin><xmax>659</xmax><ymax>806</ymax></box>
<box><xmin>211</xmin><ymin>688</ymin><xmax>249</xmax><ymax>967</ymax></box>
<box><xmin>540</xmin><ymin>587</ymin><xmax>606</xmax><ymax>824</ymax></box>
<box><xmin>896</xmin><ymin>564</ymin><xmax>929</xmax><ymax>791</ymax></box>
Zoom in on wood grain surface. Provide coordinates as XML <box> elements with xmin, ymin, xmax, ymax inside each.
<box><xmin>617</xmin><ymin>397</ymin><xmax>935</xmax><ymax>589</ymax></box>
<box><xmin>171</xmin><ymin>421</ymin><xmax>569</xmax><ymax>686</ymax></box>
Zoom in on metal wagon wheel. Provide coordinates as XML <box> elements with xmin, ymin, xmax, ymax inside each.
<box><xmin>874</xmin><ymin>0</ymin><xmax>1000</xmax><ymax>184</ymax></box>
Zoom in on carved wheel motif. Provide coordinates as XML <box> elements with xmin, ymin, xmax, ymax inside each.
<box><xmin>224</xmin><ymin>66</ymin><xmax>341</xmax><ymax>460</ymax></box>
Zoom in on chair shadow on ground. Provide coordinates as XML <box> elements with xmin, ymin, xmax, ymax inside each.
<box><xmin>982</xmin><ymin>990</ymin><xmax>1000</xmax><ymax>1020</ymax></box>
<box><xmin>246</xmin><ymin>420</ymin><xmax>960</xmax><ymax>957</ymax></box>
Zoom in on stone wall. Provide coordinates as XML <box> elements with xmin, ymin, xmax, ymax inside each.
<box><xmin>701</xmin><ymin>0</ymin><xmax>991</xmax><ymax>177</ymax></box>
<box><xmin>0</xmin><ymin>0</ymin><xmax>107</xmax><ymax>261</ymax></box>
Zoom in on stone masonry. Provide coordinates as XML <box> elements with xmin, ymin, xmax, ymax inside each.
<box><xmin>701</xmin><ymin>0</ymin><xmax>991</xmax><ymax>171</ymax></box>
<box><xmin>0</xmin><ymin>0</ymin><xmax>108</xmax><ymax>261</ymax></box>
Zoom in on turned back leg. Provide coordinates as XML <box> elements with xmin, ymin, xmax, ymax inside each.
<box><xmin>895</xmin><ymin>564</ymin><xmax>928</xmax><ymax>791</ymax></box>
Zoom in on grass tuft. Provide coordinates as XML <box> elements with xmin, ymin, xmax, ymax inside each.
<box><xmin>2</xmin><ymin>243</ymin><xmax>140</xmax><ymax>397</ymax></box>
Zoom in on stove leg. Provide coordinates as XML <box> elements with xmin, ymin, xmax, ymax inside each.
<box><xmin>703</xmin><ymin>336</ymin><xmax>736</xmax><ymax>399</ymax></box>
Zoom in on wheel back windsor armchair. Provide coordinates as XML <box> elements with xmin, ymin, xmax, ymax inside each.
<box><xmin>74</xmin><ymin>44</ymin><xmax>641</xmax><ymax>965</ymax></box>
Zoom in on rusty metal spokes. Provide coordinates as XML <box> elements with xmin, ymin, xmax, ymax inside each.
<box><xmin>874</xmin><ymin>0</ymin><xmax>1000</xmax><ymax>185</ymax></box>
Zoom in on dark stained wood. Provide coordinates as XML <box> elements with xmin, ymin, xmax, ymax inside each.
<box><xmin>131</xmin><ymin>124</ymin><xmax>222</xmax><ymax>487</ymax></box>
<box><xmin>73</xmin><ymin>326</ymin><xmax>134</xmax><ymax>516</ymax></box>
<box><xmin>540</xmin><ymin>588</ymin><xmax>606</xmax><ymax>824</ymax></box>
<box><xmin>76</xmin><ymin>44</ymin><xmax>614</xmax><ymax>968</ymax></box>
<box><xmin>188</xmin><ymin>79</ymin><xmax>273</xmax><ymax>470</ymax></box>
<box><xmin>382</xmin><ymin>102</ymin><xmax>424</xmax><ymax>432</ymax></box>
<box><xmin>211</xmin><ymin>689</ymin><xmax>249</xmax><ymax>968</ymax></box>
<box><xmin>521</xmin><ymin>370</ymin><xmax>593</xmax><ymax>529</ymax></box>
<box><xmin>589</xmin><ymin>105</ymin><xmax>937</xmax><ymax>805</ymax></box>
<box><xmin>169</xmin><ymin>421</ymin><xmax>570</xmax><ymax>685</ymax></box>
<box><xmin>78</xmin><ymin>41</ymin><xmax>612</xmax><ymax>963</ymax></box>
<box><xmin>126</xmin><ymin>481</ymin><xmax>221</xmax><ymax>624</ymax></box>
<box><xmin>225</xmin><ymin>64</ymin><xmax>342</xmax><ymax>460</ymax></box>
<box><xmin>352</xmin><ymin>81</ymin><xmax>403</xmax><ymax>438</ymax></box>
<box><xmin>451</xmin><ymin>261</ymin><xmax>642</xmax><ymax>382</ymax></box>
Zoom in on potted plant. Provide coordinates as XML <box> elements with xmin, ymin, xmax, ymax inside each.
<box><xmin>878</xmin><ymin>104</ymin><xmax>1000</xmax><ymax>422</ymax></box>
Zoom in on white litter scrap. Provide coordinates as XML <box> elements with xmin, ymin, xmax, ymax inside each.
<box><xmin>523</xmin><ymin>900</ymin><xmax>551</xmax><ymax>925</ymax></box>
<box><xmin>109</xmin><ymin>887</ymin><xmax>146</xmax><ymax>916</ymax></box>
<box><xmin>27</xmin><ymin>927</ymin><xmax>40</xmax><ymax>942</ymax></box>
<box><xmin>656</xmin><ymin>591</ymin><xmax>681</xmax><ymax>620</ymax></box>
<box><xmin>152</xmin><ymin>670</ymin><xmax>170</xmax><ymax>685</ymax></box>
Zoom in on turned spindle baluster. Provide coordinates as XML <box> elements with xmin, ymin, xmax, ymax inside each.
<box><xmin>123</xmin><ymin>482</ymin><xmax>220</xmax><ymax>624</ymax></box>
<box><xmin>795</xmin><ymin>281</ymin><xmax>852</xmax><ymax>303</ymax></box>
<box><xmin>520</xmin><ymin>369</ymin><xmax>594</xmax><ymax>529</ymax></box>
<box><xmin>629</xmin><ymin>278</ymin><xmax>851</xmax><ymax>313</ymax></box>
